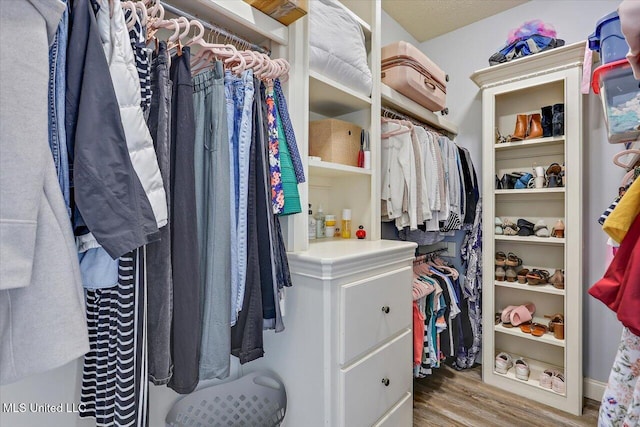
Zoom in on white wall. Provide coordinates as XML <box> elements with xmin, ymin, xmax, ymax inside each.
<box><xmin>381</xmin><ymin>9</ymin><xmax>419</xmax><ymax>47</ymax></box>
<box><xmin>418</xmin><ymin>0</ymin><xmax>624</xmax><ymax>383</ymax></box>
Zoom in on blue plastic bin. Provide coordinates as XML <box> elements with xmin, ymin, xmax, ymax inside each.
<box><xmin>588</xmin><ymin>11</ymin><xmax>630</xmax><ymax>64</ymax></box>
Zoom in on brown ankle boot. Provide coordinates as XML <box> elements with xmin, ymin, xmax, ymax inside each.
<box><xmin>526</xmin><ymin>113</ymin><xmax>543</xmax><ymax>139</ymax></box>
<box><xmin>508</xmin><ymin>114</ymin><xmax>527</xmax><ymax>141</ymax></box>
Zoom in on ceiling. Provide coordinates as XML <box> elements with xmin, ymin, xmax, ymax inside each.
<box><xmin>382</xmin><ymin>0</ymin><xmax>529</xmax><ymax>42</ymax></box>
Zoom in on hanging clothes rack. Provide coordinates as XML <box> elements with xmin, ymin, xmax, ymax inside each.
<box><xmin>381</xmin><ymin>106</ymin><xmax>453</xmax><ymax>138</ymax></box>
<box><xmin>160</xmin><ymin>1</ymin><xmax>270</xmax><ymax>55</ymax></box>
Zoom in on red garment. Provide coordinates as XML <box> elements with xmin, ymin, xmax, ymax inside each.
<box><xmin>413</xmin><ymin>302</ymin><xmax>425</xmax><ymax>366</ymax></box>
<box><xmin>589</xmin><ymin>213</ymin><xmax>640</xmax><ymax>336</ymax></box>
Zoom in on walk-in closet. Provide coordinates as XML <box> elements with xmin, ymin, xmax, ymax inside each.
<box><xmin>1</xmin><ymin>0</ymin><xmax>638</xmax><ymax>426</ymax></box>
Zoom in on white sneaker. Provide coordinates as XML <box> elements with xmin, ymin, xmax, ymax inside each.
<box><xmin>514</xmin><ymin>358</ymin><xmax>529</xmax><ymax>380</ymax></box>
<box><xmin>495</xmin><ymin>352</ymin><xmax>513</xmax><ymax>374</ymax></box>
<box><xmin>552</xmin><ymin>372</ymin><xmax>566</xmax><ymax>394</ymax></box>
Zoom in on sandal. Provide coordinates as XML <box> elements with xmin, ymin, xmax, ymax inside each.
<box><xmin>502</xmin><ymin>218</ymin><xmax>517</xmax><ymax>229</ymax></box>
<box><xmin>549</xmin><ymin>269</ymin><xmax>564</xmax><ymax>289</ymax></box>
<box><xmin>505</xmin><ymin>266</ymin><xmax>517</xmax><ymax>283</ymax></box>
<box><xmin>510</xmin><ymin>302</ymin><xmax>535</xmax><ymax>326</ymax></box>
<box><xmin>534</xmin><ymin>220</ymin><xmax>550</xmax><ymax>237</ymax></box>
<box><xmin>517</xmin><ymin>268</ymin><xmax>530</xmax><ymax>284</ymax></box>
<box><xmin>495</xmin><ymin>251</ymin><xmax>507</xmax><ymax>266</ymax></box>
<box><xmin>505</xmin><ymin>252</ymin><xmax>522</xmax><ymax>267</ymax></box>
<box><xmin>547</xmin><ymin>163</ymin><xmax>562</xmax><ymax>176</ymax></box>
<box><xmin>551</xmin><ymin>219</ymin><xmax>565</xmax><ymax>238</ymax></box>
<box><xmin>526</xmin><ymin>269</ymin><xmax>550</xmax><ymax>285</ymax></box>
<box><xmin>519</xmin><ymin>321</ymin><xmax>533</xmax><ymax>333</ymax></box>
<box><xmin>501</xmin><ymin>305</ymin><xmax>518</xmax><ymax>325</ymax></box>
<box><xmin>530</xmin><ymin>322</ymin><xmax>548</xmax><ymax>337</ymax></box>
<box><xmin>495</xmin><ymin>312</ymin><xmax>502</xmax><ymax>325</ymax></box>
<box><xmin>495</xmin><ymin>266</ymin><xmax>506</xmax><ymax>281</ymax></box>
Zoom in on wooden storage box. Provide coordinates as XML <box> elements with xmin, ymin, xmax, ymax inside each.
<box><xmin>243</xmin><ymin>0</ymin><xmax>308</xmax><ymax>25</ymax></box>
<box><xmin>309</xmin><ymin>119</ymin><xmax>362</xmax><ymax>167</ymax></box>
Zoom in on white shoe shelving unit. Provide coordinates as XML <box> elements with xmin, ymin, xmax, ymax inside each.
<box><xmin>471</xmin><ymin>41</ymin><xmax>587</xmax><ymax>415</ymax></box>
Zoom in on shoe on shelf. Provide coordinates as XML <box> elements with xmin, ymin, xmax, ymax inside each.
<box><xmin>541</xmin><ymin>105</ymin><xmax>553</xmax><ymax>137</ymax></box>
<box><xmin>534</xmin><ymin>220</ymin><xmax>550</xmax><ymax>237</ymax></box>
<box><xmin>549</xmin><ymin>269</ymin><xmax>564</xmax><ymax>289</ymax></box>
<box><xmin>517</xmin><ymin>218</ymin><xmax>535</xmax><ymax>236</ymax></box>
<box><xmin>552</xmin><ymin>372</ymin><xmax>566</xmax><ymax>394</ymax></box>
<box><xmin>540</xmin><ymin>369</ymin><xmax>557</xmax><ymax>389</ymax></box>
<box><xmin>505</xmin><ymin>252</ymin><xmax>522</xmax><ymax>267</ymax></box>
<box><xmin>495</xmin><ymin>266</ymin><xmax>506</xmax><ymax>281</ymax></box>
<box><xmin>495</xmin><ymin>217</ymin><xmax>504</xmax><ymax>235</ymax></box>
<box><xmin>507</xmin><ymin>114</ymin><xmax>527</xmax><ymax>142</ymax></box>
<box><xmin>505</xmin><ymin>266</ymin><xmax>517</xmax><ymax>283</ymax></box>
<box><xmin>503</xmin><ymin>225</ymin><xmax>519</xmax><ymax>235</ymax></box>
<box><xmin>515</xmin><ymin>358</ymin><xmax>530</xmax><ymax>381</ymax></box>
<box><xmin>545</xmin><ymin>313</ymin><xmax>565</xmax><ymax>340</ymax></box>
<box><xmin>495</xmin><ymin>251</ymin><xmax>507</xmax><ymax>266</ymax></box>
<box><xmin>495</xmin><ymin>352</ymin><xmax>513</xmax><ymax>374</ymax></box>
<box><xmin>552</xmin><ymin>219</ymin><xmax>565</xmax><ymax>238</ymax></box>
<box><xmin>530</xmin><ymin>322</ymin><xmax>548</xmax><ymax>337</ymax></box>
<box><xmin>526</xmin><ymin>269</ymin><xmax>550</xmax><ymax>285</ymax></box>
<box><xmin>517</xmin><ymin>268</ymin><xmax>530</xmax><ymax>284</ymax></box>
<box><xmin>500</xmin><ymin>305</ymin><xmax>518</xmax><ymax>325</ymax></box>
<box><xmin>509</xmin><ymin>302</ymin><xmax>535</xmax><ymax>326</ymax></box>
<box><xmin>525</xmin><ymin>113</ymin><xmax>543</xmax><ymax>139</ymax></box>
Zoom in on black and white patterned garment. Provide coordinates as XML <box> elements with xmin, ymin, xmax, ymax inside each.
<box><xmin>125</xmin><ymin>8</ymin><xmax>152</xmax><ymax>112</ymax></box>
<box><xmin>80</xmin><ymin>250</ymin><xmax>148</xmax><ymax>427</ymax></box>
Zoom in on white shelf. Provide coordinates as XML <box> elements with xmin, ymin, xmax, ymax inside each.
<box><xmin>380</xmin><ymin>83</ymin><xmax>458</xmax><ymax>135</ymax></box>
<box><xmin>494</xmin><ymin>136</ymin><xmax>565</xmax><ymax>150</ymax></box>
<box><xmin>495</xmin><ymin>188</ymin><xmax>565</xmax><ymax>195</ymax></box>
<box><xmin>495</xmin><ymin>319</ymin><xmax>565</xmax><ymax>347</ymax></box>
<box><xmin>309</xmin><ymin>70</ymin><xmax>372</xmax><ymax>117</ymax></box>
<box><xmin>309</xmin><ymin>158</ymin><xmax>372</xmax><ymax>178</ymax></box>
<box><xmin>171</xmin><ymin>0</ymin><xmax>289</xmax><ymax>45</ymax></box>
<box><xmin>495</xmin><ymin>280</ymin><xmax>564</xmax><ymax>295</ymax></box>
<box><xmin>495</xmin><ymin>235</ymin><xmax>565</xmax><ymax>245</ymax></box>
<box><xmin>494</xmin><ymin>352</ymin><xmax>565</xmax><ymax>396</ymax></box>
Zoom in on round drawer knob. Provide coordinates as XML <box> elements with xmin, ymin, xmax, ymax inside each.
<box><xmin>381</xmin><ymin>378</ymin><xmax>390</xmax><ymax>387</ymax></box>
<box><xmin>381</xmin><ymin>306</ymin><xmax>390</xmax><ymax>314</ymax></box>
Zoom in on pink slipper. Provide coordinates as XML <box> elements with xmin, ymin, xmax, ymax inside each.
<box><xmin>510</xmin><ymin>303</ymin><xmax>536</xmax><ymax>326</ymax></box>
<box><xmin>501</xmin><ymin>305</ymin><xmax>518</xmax><ymax>323</ymax></box>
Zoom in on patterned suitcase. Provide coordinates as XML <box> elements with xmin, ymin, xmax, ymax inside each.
<box><xmin>381</xmin><ymin>41</ymin><xmax>448</xmax><ymax>113</ymax></box>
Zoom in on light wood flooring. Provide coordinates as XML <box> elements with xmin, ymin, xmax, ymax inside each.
<box><xmin>413</xmin><ymin>365</ymin><xmax>600</xmax><ymax>426</ymax></box>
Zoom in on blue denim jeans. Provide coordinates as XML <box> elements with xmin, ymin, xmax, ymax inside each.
<box><xmin>48</xmin><ymin>0</ymin><xmax>70</xmax><ymax>215</ymax></box>
<box><xmin>224</xmin><ymin>70</ymin><xmax>255</xmax><ymax>326</ymax></box>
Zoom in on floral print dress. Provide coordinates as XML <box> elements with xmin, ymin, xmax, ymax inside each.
<box><xmin>599</xmin><ymin>327</ymin><xmax>640</xmax><ymax>427</ymax></box>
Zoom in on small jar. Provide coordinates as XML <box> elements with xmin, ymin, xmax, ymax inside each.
<box><xmin>324</xmin><ymin>215</ymin><xmax>336</xmax><ymax>239</ymax></box>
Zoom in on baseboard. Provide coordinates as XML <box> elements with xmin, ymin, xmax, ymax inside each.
<box><xmin>584</xmin><ymin>377</ymin><xmax>607</xmax><ymax>402</ymax></box>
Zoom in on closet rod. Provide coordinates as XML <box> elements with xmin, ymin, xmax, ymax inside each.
<box><xmin>381</xmin><ymin>106</ymin><xmax>451</xmax><ymax>137</ymax></box>
<box><xmin>414</xmin><ymin>247</ymin><xmax>448</xmax><ymax>263</ymax></box>
<box><xmin>160</xmin><ymin>1</ymin><xmax>270</xmax><ymax>54</ymax></box>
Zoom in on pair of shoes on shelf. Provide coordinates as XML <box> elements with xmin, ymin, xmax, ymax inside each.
<box><xmin>545</xmin><ymin>313</ymin><xmax>565</xmax><ymax>340</ymax></box>
<box><xmin>501</xmin><ymin>303</ymin><xmax>535</xmax><ymax>327</ymax></box>
<box><xmin>517</xmin><ymin>219</ymin><xmax>535</xmax><ymax>236</ymax></box>
<box><xmin>519</xmin><ymin>321</ymin><xmax>548</xmax><ymax>337</ymax></box>
<box><xmin>495</xmin><ymin>352</ymin><xmax>530</xmax><ymax>380</ymax></box>
<box><xmin>540</xmin><ymin>369</ymin><xmax>566</xmax><ymax>394</ymax></box>
<box><xmin>507</xmin><ymin>114</ymin><xmax>544</xmax><ymax>141</ymax></box>
<box><xmin>526</xmin><ymin>269</ymin><xmax>550</xmax><ymax>285</ymax></box>
<box><xmin>534</xmin><ymin>220</ymin><xmax>550</xmax><ymax>237</ymax></box>
<box><xmin>541</xmin><ymin>103</ymin><xmax>564</xmax><ymax>137</ymax></box>
<box><xmin>547</xmin><ymin>163</ymin><xmax>564</xmax><ymax>188</ymax></box>
<box><xmin>495</xmin><ymin>217</ymin><xmax>503</xmax><ymax>235</ymax></box>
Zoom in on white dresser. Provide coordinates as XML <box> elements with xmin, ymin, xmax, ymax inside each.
<box><xmin>254</xmin><ymin>239</ymin><xmax>417</xmax><ymax>427</ymax></box>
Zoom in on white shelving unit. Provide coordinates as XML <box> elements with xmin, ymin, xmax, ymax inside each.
<box><xmin>471</xmin><ymin>41</ymin><xmax>586</xmax><ymax>415</ymax></box>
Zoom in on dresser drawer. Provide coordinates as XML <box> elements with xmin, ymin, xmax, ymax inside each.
<box><xmin>339</xmin><ymin>329</ymin><xmax>412</xmax><ymax>427</ymax></box>
<box><xmin>339</xmin><ymin>266</ymin><xmax>412</xmax><ymax>364</ymax></box>
<box><xmin>373</xmin><ymin>392</ymin><xmax>413</xmax><ymax>427</ymax></box>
